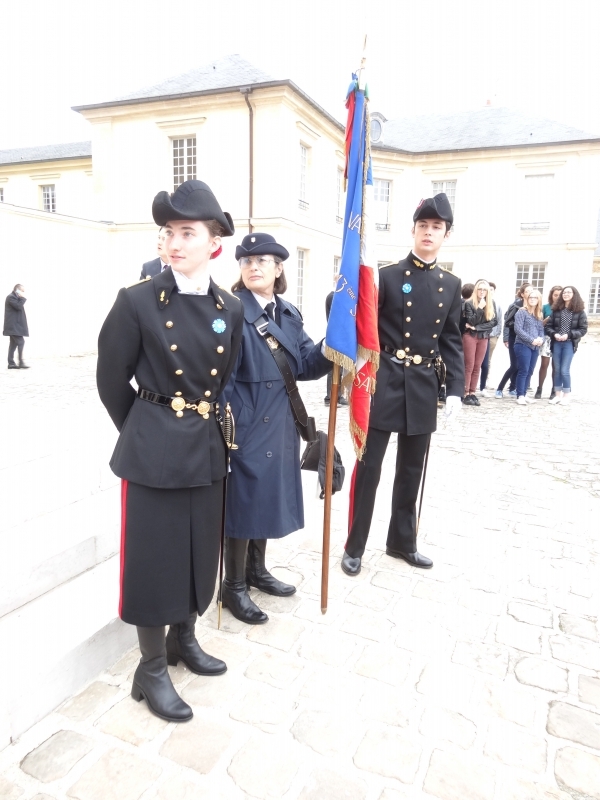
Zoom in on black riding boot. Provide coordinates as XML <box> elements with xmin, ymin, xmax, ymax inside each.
<box><xmin>166</xmin><ymin>613</ymin><xmax>227</xmax><ymax>675</ymax></box>
<box><xmin>221</xmin><ymin>537</ymin><xmax>268</xmax><ymax>624</ymax></box>
<box><xmin>131</xmin><ymin>626</ymin><xmax>192</xmax><ymax>722</ymax></box>
<box><xmin>246</xmin><ymin>539</ymin><xmax>296</xmax><ymax>597</ymax></box>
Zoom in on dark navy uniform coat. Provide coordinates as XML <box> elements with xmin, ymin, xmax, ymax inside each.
<box><xmin>97</xmin><ymin>268</ymin><xmax>244</xmax><ymax>488</ymax></box>
<box><xmin>224</xmin><ymin>288</ymin><xmax>330</xmax><ymax>539</ymax></box>
<box><xmin>371</xmin><ymin>252</ymin><xmax>464</xmax><ymax>435</ymax></box>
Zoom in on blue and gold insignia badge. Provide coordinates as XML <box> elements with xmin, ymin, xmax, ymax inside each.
<box><xmin>212</xmin><ymin>319</ymin><xmax>226</xmax><ymax>333</ymax></box>
<box><xmin>402</xmin><ymin>283</ymin><xmax>412</xmax><ymax>294</ymax></box>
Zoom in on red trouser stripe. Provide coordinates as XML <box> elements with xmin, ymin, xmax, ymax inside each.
<box><xmin>119</xmin><ymin>479</ymin><xmax>128</xmax><ymax>618</ymax></box>
<box><xmin>345</xmin><ymin>460</ymin><xmax>360</xmax><ymax>547</ymax></box>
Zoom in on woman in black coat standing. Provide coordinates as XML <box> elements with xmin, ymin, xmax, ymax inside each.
<box><xmin>4</xmin><ymin>284</ymin><xmax>30</xmax><ymax>369</ymax></box>
<box><xmin>222</xmin><ymin>234</ymin><xmax>331</xmax><ymax>625</ymax></box>
<box><xmin>97</xmin><ymin>181</ymin><xmax>244</xmax><ymax>723</ymax></box>
<box><xmin>546</xmin><ymin>285</ymin><xmax>588</xmax><ymax>405</ymax></box>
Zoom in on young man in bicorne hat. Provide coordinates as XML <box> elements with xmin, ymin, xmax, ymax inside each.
<box><xmin>342</xmin><ymin>193</ymin><xmax>464</xmax><ymax>577</ymax></box>
<box><xmin>97</xmin><ymin>180</ymin><xmax>244</xmax><ymax>722</ymax></box>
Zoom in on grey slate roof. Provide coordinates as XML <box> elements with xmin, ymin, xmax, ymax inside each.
<box><xmin>0</xmin><ymin>141</ymin><xmax>91</xmax><ymax>166</ymax></box>
<box><xmin>115</xmin><ymin>55</ymin><xmax>273</xmax><ymax>104</ymax></box>
<box><xmin>376</xmin><ymin>107</ymin><xmax>600</xmax><ymax>153</ymax></box>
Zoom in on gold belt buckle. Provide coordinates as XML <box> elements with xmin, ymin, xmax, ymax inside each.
<box><xmin>196</xmin><ymin>401</ymin><xmax>211</xmax><ymax>415</ymax></box>
<box><xmin>171</xmin><ymin>397</ymin><xmax>186</xmax><ymax>412</ymax></box>
<box><xmin>395</xmin><ymin>349</ymin><xmax>406</xmax><ymax>359</ymax></box>
<box><xmin>413</xmin><ymin>354</ymin><xmax>423</xmax><ymax>365</ymax></box>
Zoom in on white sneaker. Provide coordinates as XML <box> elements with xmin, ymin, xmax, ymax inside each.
<box><xmin>548</xmin><ymin>395</ymin><xmax>562</xmax><ymax>405</ymax></box>
<box><xmin>517</xmin><ymin>396</ymin><xmax>527</xmax><ymax>405</ymax></box>
<box><xmin>480</xmin><ymin>389</ymin><xmax>490</xmax><ymax>398</ymax></box>
<box><xmin>525</xmin><ymin>397</ymin><xmax>536</xmax><ymax>404</ymax></box>
<box><xmin>561</xmin><ymin>393</ymin><xmax>571</xmax><ymax>405</ymax></box>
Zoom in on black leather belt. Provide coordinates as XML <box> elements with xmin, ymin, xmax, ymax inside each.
<box><xmin>138</xmin><ymin>388</ymin><xmax>216</xmax><ymax>418</ymax></box>
<box><xmin>382</xmin><ymin>345</ymin><xmax>435</xmax><ymax>365</ymax></box>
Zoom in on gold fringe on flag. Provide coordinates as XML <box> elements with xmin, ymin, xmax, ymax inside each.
<box><xmin>350</xmin><ymin>414</ymin><xmax>368</xmax><ymax>460</ymax></box>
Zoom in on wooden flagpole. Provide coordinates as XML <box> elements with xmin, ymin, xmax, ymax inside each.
<box><xmin>321</xmin><ymin>362</ymin><xmax>340</xmax><ymax>613</ymax></box>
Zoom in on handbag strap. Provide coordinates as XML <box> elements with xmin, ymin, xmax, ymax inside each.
<box><xmin>253</xmin><ymin>316</ymin><xmax>309</xmax><ymax>426</ymax></box>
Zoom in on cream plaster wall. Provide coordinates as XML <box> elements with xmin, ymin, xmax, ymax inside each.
<box><xmin>0</xmin><ymin>159</ymin><xmax>93</xmax><ymax>219</ymax></box>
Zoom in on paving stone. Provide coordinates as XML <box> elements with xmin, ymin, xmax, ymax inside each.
<box><xmin>180</xmin><ymin>670</ymin><xmax>242</xmax><ymax>709</ymax></box>
<box><xmin>452</xmin><ymin>641</ymin><xmax>509</xmax><ymax>679</ymax></box>
<box><xmin>396</xmin><ymin>622</ymin><xmax>455</xmax><ymax>658</ymax></box>
<box><xmin>59</xmin><ymin>681</ymin><xmax>120</xmax><ymax>722</ymax></box>
<box><xmin>21</xmin><ymin>730</ymin><xmax>95</xmax><ymax>782</ymax></box>
<box><xmin>370</xmin><ymin>570</ymin><xmax>411</xmax><ymax>594</ymax></box>
<box><xmin>246</xmin><ymin>617</ymin><xmax>305</xmax><ymax>651</ymax></box>
<box><xmin>297</xmin><ymin>767</ymin><xmax>367</xmax><ymax>800</ymax></box>
<box><xmin>340</xmin><ymin>609</ymin><xmax>395</xmax><ymax>642</ymax></box>
<box><xmin>297</xmin><ymin>629</ymin><xmax>357</xmax><ymax>667</ymax></box>
<box><xmin>550</xmin><ymin>635</ymin><xmax>600</xmax><ymax>670</ymax></box>
<box><xmin>160</xmin><ymin>716</ymin><xmax>234</xmax><ymax>774</ymax></box>
<box><xmin>147</xmin><ymin>775</ymin><xmax>234</xmax><ymax>800</ymax></box>
<box><xmin>418</xmin><ymin>707</ymin><xmax>477</xmax><ymax>749</ymax></box>
<box><xmin>346</xmin><ymin>582</ymin><xmax>395</xmax><ymax>612</ymax></box>
<box><xmin>228</xmin><ymin>733</ymin><xmax>302</xmax><ymax>799</ymax></box>
<box><xmin>0</xmin><ymin>777</ymin><xmax>24</xmax><ymax>800</ymax></box>
<box><xmin>106</xmin><ymin>648</ymin><xmax>139</xmax><ymax>682</ymax></box>
<box><xmin>579</xmin><ymin>674</ymin><xmax>600</xmax><ymax>709</ymax></box>
<box><xmin>31</xmin><ymin>795</ymin><xmax>58</xmax><ymax>800</ymax></box>
<box><xmin>244</xmin><ymin>651</ymin><xmax>304</xmax><ymax>689</ymax></box>
<box><xmin>378</xmin><ymin>790</ymin><xmax>412</xmax><ymax>800</ymax></box>
<box><xmin>484</xmin><ymin>718</ymin><xmax>547</xmax><ymax>773</ymax></box>
<box><xmin>229</xmin><ymin>684</ymin><xmax>296</xmax><ymax>732</ymax></box>
<box><xmin>555</xmin><ymin>745</ymin><xmax>600</xmax><ymax>799</ymax></box>
<box><xmin>291</xmin><ymin>709</ymin><xmax>361</xmax><ymax>756</ymax></box>
<box><xmin>417</xmin><ymin>663</ymin><xmax>480</xmax><ymax>713</ymax></box>
<box><xmin>547</xmin><ymin>700</ymin><xmax>600</xmax><ymax>749</ymax></box>
<box><xmin>442</xmin><ymin>605</ymin><xmax>493</xmax><ymax>640</ymax></box>
<box><xmin>67</xmin><ymin>748</ymin><xmax>161</xmax><ymax>800</ymax></box>
<box><xmin>559</xmin><ymin>612</ymin><xmax>599</xmax><ymax>641</ymax></box>
<box><xmin>357</xmin><ymin>683</ymin><xmax>416</xmax><ymax>728</ymax></box>
<box><xmin>96</xmin><ymin>695</ymin><xmax>169</xmax><ymax>745</ymax></box>
<box><xmin>353</xmin><ymin>643</ymin><xmax>411</xmax><ymax>686</ymax></box>
<box><xmin>353</xmin><ymin>727</ymin><xmax>421</xmax><ymax>783</ymax></box>
<box><xmin>507</xmin><ymin>581</ymin><xmax>548</xmax><ymax>605</ymax></box>
<box><xmin>496</xmin><ymin>616</ymin><xmax>542</xmax><ymax>654</ymax></box>
<box><xmin>422</xmin><ymin>748</ymin><xmax>495</xmax><ymax>800</ymax></box>
<box><xmin>498</xmin><ymin>779</ymin><xmax>571</xmax><ymax>800</ymax></box>
<box><xmin>508</xmin><ymin>601</ymin><xmax>553</xmax><ymax>628</ymax></box>
<box><xmin>458</xmin><ymin>588</ymin><xmax>505</xmax><ymax>616</ymax></box>
<box><xmin>200</xmin><ymin>636</ymin><xmax>253</xmax><ymax>668</ymax></box>
<box><xmin>514</xmin><ymin>657</ymin><xmax>569</xmax><ymax>692</ymax></box>
<box><xmin>412</xmin><ymin>578</ymin><xmax>455</xmax><ymax>603</ymax></box>
<box><xmin>255</xmin><ymin>592</ymin><xmax>302</xmax><ymax>613</ymax></box>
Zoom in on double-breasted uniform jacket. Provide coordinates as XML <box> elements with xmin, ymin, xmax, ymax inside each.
<box><xmin>3</xmin><ymin>292</ymin><xmax>29</xmax><ymax>337</ymax></box>
<box><xmin>371</xmin><ymin>252</ymin><xmax>464</xmax><ymax>435</ymax></box>
<box><xmin>97</xmin><ymin>268</ymin><xmax>244</xmax><ymax>488</ymax></box>
<box><xmin>140</xmin><ymin>257</ymin><xmax>163</xmax><ymax>280</ymax></box>
<box><xmin>223</xmin><ymin>288</ymin><xmax>331</xmax><ymax>539</ymax></box>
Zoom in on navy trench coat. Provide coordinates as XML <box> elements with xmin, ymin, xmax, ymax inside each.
<box><xmin>224</xmin><ymin>288</ymin><xmax>330</xmax><ymax>539</ymax></box>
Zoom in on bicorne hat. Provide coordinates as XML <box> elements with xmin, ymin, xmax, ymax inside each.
<box><xmin>235</xmin><ymin>233</ymin><xmax>289</xmax><ymax>262</ymax></box>
<box><xmin>152</xmin><ymin>180</ymin><xmax>235</xmax><ymax>236</ymax></box>
<box><xmin>413</xmin><ymin>192</ymin><xmax>453</xmax><ymax>227</ymax></box>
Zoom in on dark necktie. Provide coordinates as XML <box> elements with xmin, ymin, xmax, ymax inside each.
<box><xmin>265</xmin><ymin>301</ymin><xmax>276</xmax><ymax>321</ymax></box>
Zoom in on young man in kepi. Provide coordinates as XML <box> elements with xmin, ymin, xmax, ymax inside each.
<box><xmin>342</xmin><ymin>193</ymin><xmax>464</xmax><ymax>576</ymax></box>
<box><xmin>97</xmin><ymin>180</ymin><xmax>244</xmax><ymax>722</ymax></box>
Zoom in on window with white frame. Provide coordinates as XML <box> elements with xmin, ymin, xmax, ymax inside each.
<box><xmin>515</xmin><ymin>263</ymin><xmax>546</xmax><ymax>294</ymax></box>
<box><xmin>173</xmin><ymin>137</ymin><xmax>196</xmax><ymax>190</ymax></box>
<box><xmin>336</xmin><ymin>168</ymin><xmax>344</xmax><ymax>223</ymax></box>
<box><xmin>432</xmin><ymin>180</ymin><xmax>456</xmax><ymax>217</ymax></box>
<box><xmin>521</xmin><ymin>174</ymin><xmax>553</xmax><ymax>231</ymax></box>
<box><xmin>334</xmin><ymin>256</ymin><xmax>341</xmax><ymax>277</ymax></box>
<box><xmin>299</xmin><ymin>145</ymin><xmax>309</xmax><ymax>210</ymax></box>
<box><xmin>297</xmin><ymin>249</ymin><xmax>305</xmax><ymax>311</ymax></box>
<box><xmin>589</xmin><ymin>276</ymin><xmax>600</xmax><ymax>314</ymax></box>
<box><xmin>0</xmin><ymin>188</ymin><xmax>4</xmax><ymax>202</ymax></box>
<box><xmin>41</xmin><ymin>184</ymin><xmax>56</xmax><ymax>213</ymax></box>
<box><xmin>373</xmin><ymin>179</ymin><xmax>390</xmax><ymax>231</ymax></box>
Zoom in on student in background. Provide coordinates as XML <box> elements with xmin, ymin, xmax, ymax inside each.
<box><xmin>495</xmin><ymin>282</ymin><xmax>532</xmax><ymax>398</ymax></box>
<box><xmin>479</xmin><ymin>281</ymin><xmax>501</xmax><ymax>396</ymax></box>
<box><xmin>546</xmin><ymin>286</ymin><xmax>588</xmax><ymax>405</ymax></box>
<box><xmin>513</xmin><ymin>288</ymin><xmax>544</xmax><ymax>405</ymax></box>
<box><xmin>535</xmin><ymin>285</ymin><xmax>562</xmax><ymax>400</ymax></box>
<box><xmin>462</xmin><ymin>280</ymin><xmax>496</xmax><ymax>406</ymax></box>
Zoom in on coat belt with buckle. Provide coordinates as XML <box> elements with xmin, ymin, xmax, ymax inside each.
<box><xmin>138</xmin><ymin>388</ymin><xmax>216</xmax><ymax>418</ymax></box>
<box><xmin>382</xmin><ymin>345</ymin><xmax>435</xmax><ymax>366</ymax></box>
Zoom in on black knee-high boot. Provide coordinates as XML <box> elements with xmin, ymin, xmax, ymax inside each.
<box><xmin>131</xmin><ymin>626</ymin><xmax>192</xmax><ymax>722</ymax></box>
<box><xmin>166</xmin><ymin>613</ymin><xmax>227</xmax><ymax>675</ymax></box>
<box><xmin>221</xmin><ymin>537</ymin><xmax>268</xmax><ymax>624</ymax></box>
<box><xmin>246</xmin><ymin>539</ymin><xmax>296</xmax><ymax>597</ymax></box>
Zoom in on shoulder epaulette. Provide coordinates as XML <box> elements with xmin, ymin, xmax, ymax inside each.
<box><xmin>125</xmin><ymin>276</ymin><xmax>152</xmax><ymax>289</ymax></box>
<box><xmin>379</xmin><ymin>262</ymin><xmax>396</xmax><ymax>269</ymax></box>
<box><xmin>217</xmin><ymin>285</ymin><xmax>239</xmax><ymax>302</ymax></box>
<box><xmin>438</xmin><ymin>265</ymin><xmax>456</xmax><ymax>275</ymax></box>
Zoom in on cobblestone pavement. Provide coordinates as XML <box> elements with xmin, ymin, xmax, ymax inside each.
<box><xmin>1</xmin><ymin>334</ymin><xmax>600</xmax><ymax>800</ymax></box>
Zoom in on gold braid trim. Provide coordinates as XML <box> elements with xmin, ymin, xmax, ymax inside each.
<box><xmin>324</xmin><ymin>345</ymin><xmax>355</xmax><ymax>376</ymax></box>
<box><xmin>357</xmin><ymin>345</ymin><xmax>380</xmax><ymax>374</ymax></box>
<box><xmin>350</xmin><ymin>414</ymin><xmax>368</xmax><ymax>460</ymax></box>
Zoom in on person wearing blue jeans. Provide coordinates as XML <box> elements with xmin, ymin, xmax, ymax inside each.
<box><xmin>513</xmin><ymin>289</ymin><xmax>544</xmax><ymax>405</ymax></box>
<box><xmin>546</xmin><ymin>285</ymin><xmax>588</xmax><ymax>405</ymax></box>
<box><xmin>495</xmin><ymin>283</ymin><xmax>532</xmax><ymax>397</ymax></box>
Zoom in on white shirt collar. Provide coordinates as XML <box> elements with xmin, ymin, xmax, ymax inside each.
<box><xmin>251</xmin><ymin>291</ymin><xmax>275</xmax><ymax>310</ymax></box>
<box><xmin>172</xmin><ymin>269</ymin><xmax>211</xmax><ymax>295</ymax></box>
<box><xmin>411</xmin><ymin>251</ymin><xmax>436</xmax><ymax>266</ymax></box>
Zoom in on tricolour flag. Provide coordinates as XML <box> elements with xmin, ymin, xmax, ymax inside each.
<box><xmin>324</xmin><ymin>71</ymin><xmax>379</xmax><ymax>460</ymax></box>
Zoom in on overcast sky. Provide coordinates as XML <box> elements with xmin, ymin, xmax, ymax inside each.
<box><xmin>2</xmin><ymin>0</ymin><xmax>598</xmax><ymax>150</ymax></box>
